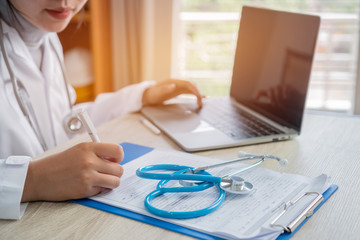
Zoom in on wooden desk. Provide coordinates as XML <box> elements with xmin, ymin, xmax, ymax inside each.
<box><xmin>1</xmin><ymin>112</ymin><xmax>359</xmax><ymax>239</ymax></box>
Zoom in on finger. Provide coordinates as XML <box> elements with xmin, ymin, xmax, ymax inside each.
<box><xmin>94</xmin><ymin>173</ymin><xmax>121</xmax><ymax>189</ymax></box>
<box><xmin>73</xmin><ymin>186</ymin><xmax>102</xmax><ymax>199</ymax></box>
<box><xmin>96</xmin><ymin>160</ymin><xmax>124</xmax><ymax>178</ymax></box>
<box><xmin>92</xmin><ymin>143</ymin><xmax>124</xmax><ymax>163</ymax></box>
<box><xmin>183</xmin><ymin>82</ymin><xmax>203</xmax><ymax>107</ymax></box>
<box><xmin>86</xmin><ymin>186</ymin><xmax>103</xmax><ymax>198</ymax></box>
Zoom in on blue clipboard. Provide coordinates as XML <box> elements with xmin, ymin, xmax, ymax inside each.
<box><xmin>73</xmin><ymin>142</ymin><xmax>338</xmax><ymax>240</ymax></box>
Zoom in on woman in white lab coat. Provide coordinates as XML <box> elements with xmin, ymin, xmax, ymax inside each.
<box><xmin>0</xmin><ymin>0</ymin><xmax>202</xmax><ymax>219</ymax></box>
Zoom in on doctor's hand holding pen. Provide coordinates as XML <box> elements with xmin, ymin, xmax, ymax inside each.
<box><xmin>21</xmin><ymin>109</ymin><xmax>124</xmax><ymax>202</ymax></box>
<box><xmin>21</xmin><ymin>143</ymin><xmax>124</xmax><ymax>202</ymax></box>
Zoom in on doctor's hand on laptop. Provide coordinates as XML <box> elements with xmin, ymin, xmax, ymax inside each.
<box><xmin>142</xmin><ymin>79</ymin><xmax>203</xmax><ymax>108</ymax></box>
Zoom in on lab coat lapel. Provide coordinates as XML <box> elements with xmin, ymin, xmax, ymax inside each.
<box><xmin>5</xmin><ymin>27</ymin><xmax>56</xmax><ymax>148</ymax></box>
<box><xmin>2</xmin><ymin>21</ymin><xmax>35</xmax><ymax>66</ymax></box>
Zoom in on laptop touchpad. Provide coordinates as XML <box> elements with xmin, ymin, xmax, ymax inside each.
<box><xmin>142</xmin><ymin>104</ymin><xmax>216</xmax><ymax>133</ymax></box>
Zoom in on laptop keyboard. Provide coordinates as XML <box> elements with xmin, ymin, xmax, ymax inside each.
<box><xmin>199</xmin><ymin>99</ymin><xmax>284</xmax><ymax>139</ymax></box>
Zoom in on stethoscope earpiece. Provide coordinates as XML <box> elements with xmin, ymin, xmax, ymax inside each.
<box><xmin>238</xmin><ymin>150</ymin><xmax>288</xmax><ymax>167</ymax></box>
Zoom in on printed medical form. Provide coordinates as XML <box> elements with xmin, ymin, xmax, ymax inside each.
<box><xmin>91</xmin><ymin>149</ymin><xmax>330</xmax><ymax>240</ymax></box>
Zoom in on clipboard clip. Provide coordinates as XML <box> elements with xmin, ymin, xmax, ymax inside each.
<box><xmin>270</xmin><ymin>192</ymin><xmax>324</xmax><ymax>233</ymax></box>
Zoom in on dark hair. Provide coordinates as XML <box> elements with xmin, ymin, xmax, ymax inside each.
<box><xmin>0</xmin><ymin>0</ymin><xmax>22</xmax><ymax>29</ymax></box>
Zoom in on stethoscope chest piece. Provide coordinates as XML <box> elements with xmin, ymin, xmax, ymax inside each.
<box><xmin>220</xmin><ymin>176</ymin><xmax>254</xmax><ymax>195</ymax></box>
<box><xmin>63</xmin><ymin>112</ymin><xmax>84</xmax><ymax>134</ymax></box>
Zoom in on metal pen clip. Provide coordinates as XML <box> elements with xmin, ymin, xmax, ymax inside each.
<box><xmin>271</xmin><ymin>192</ymin><xmax>324</xmax><ymax>233</ymax></box>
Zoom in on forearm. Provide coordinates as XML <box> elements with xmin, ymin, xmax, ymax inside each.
<box><xmin>75</xmin><ymin>81</ymin><xmax>155</xmax><ymax>127</ymax></box>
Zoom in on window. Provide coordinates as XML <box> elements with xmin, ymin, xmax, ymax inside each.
<box><xmin>172</xmin><ymin>0</ymin><xmax>359</xmax><ymax>113</ymax></box>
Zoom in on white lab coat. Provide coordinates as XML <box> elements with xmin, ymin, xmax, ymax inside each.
<box><xmin>0</xmin><ymin>19</ymin><xmax>154</xmax><ymax>219</ymax></box>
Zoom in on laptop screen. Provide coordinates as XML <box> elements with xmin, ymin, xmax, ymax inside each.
<box><xmin>230</xmin><ymin>6</ymin><xmax>320</xmax><ymax>132</ymax></box>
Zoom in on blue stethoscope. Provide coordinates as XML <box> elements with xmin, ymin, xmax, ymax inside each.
<box><xmin>136</xmin><ymin>152</ymin><xmax>288</xmax><ymax>219</ymax></box>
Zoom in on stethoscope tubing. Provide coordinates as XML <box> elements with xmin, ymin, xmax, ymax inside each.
<box><xmin>136</xmin><ymin>164</ymin><xmax>222</xmax><ymax>184</ymax></box>
<box><xmin>145</xmin><ymin>185</ymin><xmax>225</xmax><ymax>219</ymax></box>
<box><xmin>141</xmin><ymin>168</ymin><xmax>226</xmax><ymax>219</ymax></box>
<box><xmin>0</xmin><ymin>22</ymin><xmax>49</xmax><ymax>151</ymax></box>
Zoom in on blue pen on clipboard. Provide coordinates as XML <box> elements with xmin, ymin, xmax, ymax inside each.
<box><xmin>140</xmin><ymin>116</ymin><xmax>161</xmax><ymax>135</ymax></box>
<box><xmin>77</xmin><ymin>109</ymin><xmax>101</xmax><ymax>142</ymax></box>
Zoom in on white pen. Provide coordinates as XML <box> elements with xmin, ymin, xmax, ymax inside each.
<box><xmin>140</xmin><ymin>116</ymin><xmax>161</xmax><ymax>135</ymax></box>
<box><xmin>77</xmin><ymin>108</ymin><xmax>101</xmax><ymax>142</ymax></box>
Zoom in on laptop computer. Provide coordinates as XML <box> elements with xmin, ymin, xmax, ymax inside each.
<box><xmin>141</xmin><ymin>6</ymin><xmax>320</xmax><ymax>152</ymax></box>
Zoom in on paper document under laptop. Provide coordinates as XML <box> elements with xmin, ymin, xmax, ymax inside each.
<box><xmin>141</xmin><ymin>6</ymin><xmax>320</xmax><ymax>152</ymax></box>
